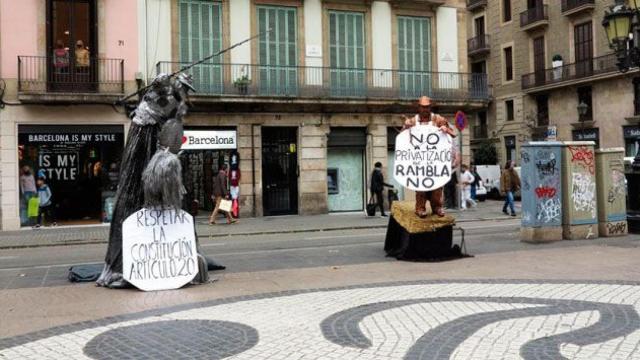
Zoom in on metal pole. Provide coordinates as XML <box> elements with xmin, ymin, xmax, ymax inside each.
<box><xmin>457</xmin><ymin>129</ymin><xmax>463</xmax><ymax>209</ymax></box>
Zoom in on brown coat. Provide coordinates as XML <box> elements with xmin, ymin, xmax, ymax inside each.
<box><xmin>212</xmin><ymin>170</ymin><xmax>228</xmax><ymax>197</ymax></box>
<box><xmin>500</xmin><ymin>168</ymin><xmax>521</xmax><ymax>193</ymax></box>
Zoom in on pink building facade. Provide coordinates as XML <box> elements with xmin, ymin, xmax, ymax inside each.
<box><xmin>0</xmin><ymin>0</ymin><xmax>139</xmax><ymax>230</ymax></box>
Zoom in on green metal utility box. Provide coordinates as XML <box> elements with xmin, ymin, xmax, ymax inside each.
<box><xmin>562</xmin><ymin>141</ymin><xmax>598</xmax><ymax>239</ymax></box>
<box><xmin>595</xmin><ymin>148</ymin><xmax>628</xmax><ymax>236</ymax></box>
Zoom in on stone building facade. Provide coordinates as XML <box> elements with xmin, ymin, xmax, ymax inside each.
<box><xmin>0</xmin><ymin>0</ymin><xmax>489</xmax><ymax>230</ymax></box>
<box><xmin>146</xmin><ymin>0</ymin><xmax>489</xmax><ymax>219</ymax></box>
<box><xmin>0</xmin><ymin>0</ymin><xmax>139</xmax><ymax>230</ymax></box>
<box><xmin>466</xmin><ymin>0</ymin><xmax>639</xmax><ymax>166</ymax></box>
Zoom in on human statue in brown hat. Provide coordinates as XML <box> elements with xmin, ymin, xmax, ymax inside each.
<box><xmin>402</xmin><ymin>96</ymin><xmax>457</xmax><ymax>218</ymax></box>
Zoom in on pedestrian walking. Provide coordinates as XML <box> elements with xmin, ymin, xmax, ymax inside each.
<box><xmin>34</xmin><ymin>177</ymin><xmax>56</xmax><ymax>228</ymax></box>
<box><xmin>209</xmin><ymin>164</ymin><xmax>236</xmax><ymax>225</ymax></box>
<box><xmin>19</xmin><ymin>166</ymin><xmax>37</xmax><ymax>225</ymax></box>
<box><xmin>500</xmin><ymin>160</ymin><xmax>520</xmax><ymax>217</ymax></box>
<box><xmin>470</xmin><ymin>165</ymin><xmax>481</xmax><ymax>201</ymax></box>
<box><xmin>460</xmin><ymin>164</ymin><xmax>477</xmax><ymax>210</ymax></box>
<box><xmin>444</xmin><ymin>168</ymin><xmax>458</xmax><ymax>209</ymax></box>
<box><xmin>228</xmin><ymin>166</ymin><xmax>241</xmax><ymax>218</ymax></box>
<box><xmin>369</xmin><ymin>162</ymin><xmax>394</xmax><ymax>217</ymax></box>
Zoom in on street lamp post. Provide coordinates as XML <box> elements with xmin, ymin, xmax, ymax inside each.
<box><xmin>602</xmin><ymin>0</ymin><xmax>640</xmax><ymax>232</ymax></box>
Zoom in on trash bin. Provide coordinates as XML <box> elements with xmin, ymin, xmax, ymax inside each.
<box><xmin>520</xmin><ymin>142</ymin><xmax>564</xmax><ymax>242</ymax></box>
<box><xmin>595</xmin><ymin>148</ymin><xmax>627</xmax><ymax>236</ymax></box>
<box><xmin>562</xmin><ymin>141</ymin><xmax>598</xmax><ymax>239</ymax></box>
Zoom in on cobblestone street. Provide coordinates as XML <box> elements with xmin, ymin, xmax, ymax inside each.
<box><xmin>1</xmin><ymin>217</ymin><xmax>639</xmax><ymax>360</ymax></box>
<box><xmin>1</xmin><ymin>280</ymin><xmax>640</xmax><ymax>359</ymax></box>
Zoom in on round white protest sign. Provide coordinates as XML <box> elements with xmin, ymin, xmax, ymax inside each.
<box><xmin>393</xmin><ymin>124</ymin><xmax>453</xmax><ymax>191</ymax></box>
<box><xmin>123</xmin><ymin>208</ymin><xmax>198</xmax><ymax>291</ymax></box>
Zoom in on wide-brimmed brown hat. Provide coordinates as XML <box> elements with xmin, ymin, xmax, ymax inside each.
<box><xmin>418</xmin><ymin>96</ymin><xmax>432</xmax><ymax>107</ymax></box>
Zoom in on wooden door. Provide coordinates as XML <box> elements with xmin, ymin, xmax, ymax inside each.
<box><xmin>475</xmin><ymin>16</ymin><xmax>485</xmax><ymax>36</ymax></box>
<box><xmin>574</xmin><ymin>21</ymin><xmax>593</xmax><ymax>77</ymax></box>
<box><xmin>533</xmin><ymin>36</ymin><xmax>545</xmax><ymax>85</ymax></box>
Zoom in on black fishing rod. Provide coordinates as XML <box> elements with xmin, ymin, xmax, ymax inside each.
<box><xmin>115</xmin><ymin>29</ymin><xmax>272</xmax><ymax>105</ymax></box>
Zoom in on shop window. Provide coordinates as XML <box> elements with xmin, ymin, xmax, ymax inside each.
<box><xmin>624</xmin><ymin>126</ymin><xmax>640</xmax><ymax>157</ymax></box>
<box><xmin>572</xmin><ymin>128</ymin><xmax>599</xmax><ymax>148</ymax></box>
<box><xmin>18</xmin><ymin>125</ymin><xmax>124</xmax><ymax>226</ymax></box>
<box><xmin>327</xmin><ymin>168</ymin><xmax>339</xmax><ymax>194</ymax></box>
<box><xmin>625</xmin><ymin>138</ymin><xmax>639</xmax><ymax>158</ymax></box>
<box><xmin>505</xmin><ymin>99</ymin><xmax>514</xmax><ymax>121</ymax></box>
<box><xmin>504</xmin><ymin>46</ymin><xmax>513</xmax><ymax>82</ymax></box>
<box><xmin>577</xmin><ymin>86</ymin><xmax>593</xmax><ymax>122</ymax></box>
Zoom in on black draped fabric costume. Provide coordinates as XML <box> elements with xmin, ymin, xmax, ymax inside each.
<box><xmin>102</xmin><ymin>123</ymin><xmax>159</xmax><ymax>276</ymax></box>
<box><xmin>93</xmin><ymin>73</ymin><xmax>221</xmax><ymax>288</ymax></box>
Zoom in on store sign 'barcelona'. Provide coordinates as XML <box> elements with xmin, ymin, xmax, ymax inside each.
<box><xmin>181</xmin><ymin>130</ymin><xmax>237</xmax><ymax>150</ymax></box>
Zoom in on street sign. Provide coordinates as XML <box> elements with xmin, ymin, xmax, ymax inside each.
<box><xmin>123</xmin><ymin>208</ymin><xmax>198</xmax><ymax>291</ymax></box>
<box><xmin>455</xmin><ymin>111</ymin><xmax>467</xmax><ymax>131</ymax></box>
<box><xmin>546</xmin><ymin>126</ymin><xmax>557</xmax><ymax>141</ymax></box>
<box><xmin>393</xmin><ymin>124</ymin><xmax>454</xmax><ymax>191</ymax></box>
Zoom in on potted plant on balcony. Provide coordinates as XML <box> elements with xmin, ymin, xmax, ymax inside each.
<box><xmin>552</xmin><ymin>54</ymin><xmax>563</xmax><ymax>80</ymax></box>
<box><xmin>233</xmin><ymin>75</ymin><xmax>251</xmax><ymax>95</ymax></box>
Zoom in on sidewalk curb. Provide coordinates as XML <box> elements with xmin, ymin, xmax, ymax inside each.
<box><xmin>0</xmin><ymin>216</ymin><xmax>517</xmax><ymax>250</ymax></box>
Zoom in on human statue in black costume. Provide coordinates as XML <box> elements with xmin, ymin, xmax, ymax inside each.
<box><xmin>97</xmin><ymin>73</ymin><xmax>213</xmax><ymax>288</ymax></box>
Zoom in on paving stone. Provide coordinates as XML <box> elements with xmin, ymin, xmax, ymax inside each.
<box><xmin>1</xmin><ymin>280</ymin><xmax>640</xmax><ymax>359</ymax></box>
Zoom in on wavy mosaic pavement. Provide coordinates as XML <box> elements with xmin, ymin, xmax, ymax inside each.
<box><xmin>2</xmin><ymin>280</ymin><xmax>640</xmax><ymax>359</ymax></box>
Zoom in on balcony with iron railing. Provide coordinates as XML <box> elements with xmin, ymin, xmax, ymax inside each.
<box><xmin>467</xmin><ymin>34</ymin><xmax>490</xmax><ymax>57</ymax></box>
<box><xmin>155</xmin><ymin>62</ymin><xmax>490</xmax><ymax>105</ymax></box>
<box><xmin>520</xmin><ymin>5</ymin><xmax>549</xmax><ymax>31</ymax></box>
<box><xmin>466</xmin><ymin>0</ymin><xmax>487</xmax><ymax>11</ymax></box>
<box><xmin>561</xmin><ymin>0</ymin><xmax>595</xmax><ymax>16</ymax></box>
<box><xmin>17</xmin><ymin>56</ymin><xmax>125</xmax><ymax>101</ymax></box>
<box><xmin>522</xmin><ymin>52</ymin><xmax>633</xmax><ymax>91</ymax></box>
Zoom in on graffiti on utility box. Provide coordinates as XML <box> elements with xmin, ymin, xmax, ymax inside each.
<box><xmin>571</xmin><ymin>172</ymin><xmax>596</xmax><ymax>218</ymax></box>
<box><xmin>521</xmin><ymin>145</ymin><xmax>563</xmax><ymax>227</ymax></box>
<box><xmin>568</xmin><ymin>146</ymin><xmax>595</xmax><ymax>175</ymax></box>
<box><xmin>606</xmin><ymin>221</ymin><xmax>627</xmax><ymax>235</ymax></box>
